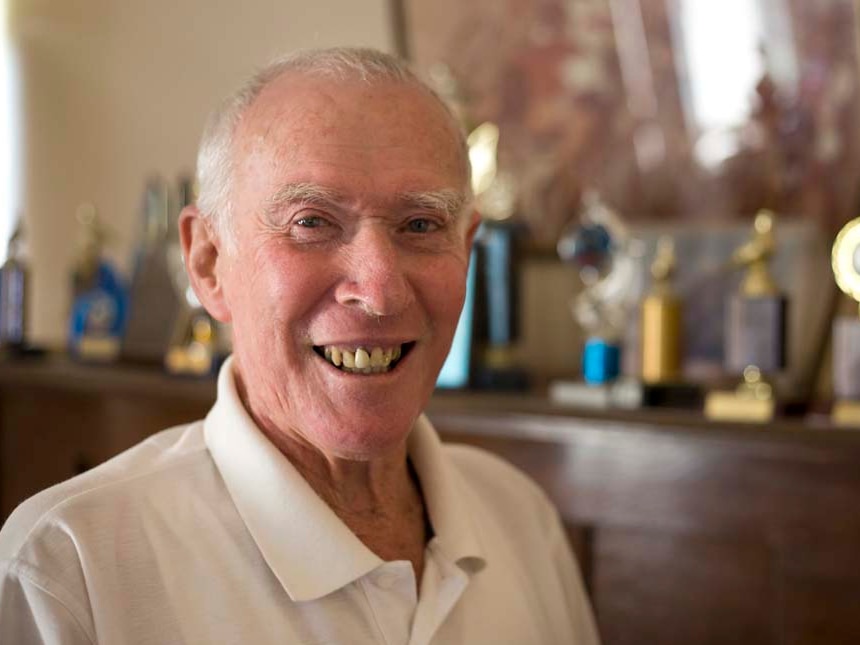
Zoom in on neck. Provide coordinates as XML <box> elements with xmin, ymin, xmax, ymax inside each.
<box><xmin>235</xmin><ymin>374</ymin><xmax>429</xmax><ymax>582</ymax></box>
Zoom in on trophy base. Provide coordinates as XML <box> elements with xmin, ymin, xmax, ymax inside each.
<box><xmin>831</xmin><ymin>400</ymin><xmax>860</xmax><ymax>428</ymax></box>
<box><xmin>472</xmin><ymin>367</ymin><xmax>530</xmax><ymax>391</ymax></box>
<box><xmin>549</xmin><ymin>379</ymin><xmax>642</xmax><ymax>410</ymax></box>
<box><xmin>639</xmin><ymin>382</ymin><xmax>703</xmax><ymax>409</ymax></box>
<box><xmin>704</xmin><ymin>390</ymin><xmax>775</xmax><ymax>423</ymax></box>
<box><xmin>74</xmin><ymin>336</ymin><xmax>120</xmax><ymax>362</ymax></box>
<box><xmin>164</xmin><ymin>343</ymin><xmax>217</xmax><ymax>377</ymax></box>
<box><xmin>550</xmin><ymin>379</ymin><xmax>702</xmax><ymax>411</ymax></box>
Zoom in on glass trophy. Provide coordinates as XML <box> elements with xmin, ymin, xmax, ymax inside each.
<box><xmin>121</xmin><ymin>176</ymin><xmax>181</xmax><ymax>363</ymax></box>
<box><xmin>550</xmin><ymin>192</ymin><xmax>641</xmax><ymax>409</ymax></box>
<box><xmin>68</xmin><ymin>203</ymin><xmax>129</xmax><ymax>362</ymax></box>
<box><xmin>829</xmin><ymin>217</ymin><xmax>860</xmax><ymax>426</ymax></box>
<box><xmin>704</xmin><ymin>210</ymin><xmax>787</xmax><ymax>422</ymax></box>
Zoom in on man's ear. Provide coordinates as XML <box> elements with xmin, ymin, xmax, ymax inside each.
<box><xmin>179</xmin><ymin>206</ymin><xmax>232</xmax><ymax>323</ymax></box>
<box><xmin>465</xmin><ymin>210</ymin><xmax>481</xmax><ymax>249</ymax></box>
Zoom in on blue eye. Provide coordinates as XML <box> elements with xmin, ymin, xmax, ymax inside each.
<box><xmin>407</xmin><ymin>218</ymin><xmax>436</xmax><ymax>233</ymax></box>
<box><xmin>296</xmin><ymin>215</ymin><xmax>326</xmax><ymax>228</ymax></box>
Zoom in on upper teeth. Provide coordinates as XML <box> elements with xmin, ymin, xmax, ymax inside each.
<box><xmin>322</xmin><ymin>345</ymin><xmax>402</xmax><ymax>373</ymax></box>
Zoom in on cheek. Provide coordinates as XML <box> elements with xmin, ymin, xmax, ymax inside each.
<box><xmin>418</xmin><ymin>255</ymin><xmax>469</xmax><ymax>329</ymax></box>
<box><xmin>225</xmin><ymin>245</ymin><xmax>332</xmax><ymax>342</ymax></box>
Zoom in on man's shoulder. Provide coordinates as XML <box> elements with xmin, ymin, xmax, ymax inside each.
<box><xmin>0</xmin><ymin>421</ymin><xmax>209</xmax><ymax>559</ymax></box>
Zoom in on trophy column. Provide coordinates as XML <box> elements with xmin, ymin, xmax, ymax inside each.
<box><xmin>640</xmin><ymin>236</ymin><xmax>682</xmax><ymax>384</ymax></box>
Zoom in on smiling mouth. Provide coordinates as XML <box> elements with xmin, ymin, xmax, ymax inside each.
<box><xmin>312</xmin><ymin>342</ymin><xmax>415</xmax><ymax>374</ymax></box>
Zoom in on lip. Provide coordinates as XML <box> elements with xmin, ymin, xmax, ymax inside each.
<box><xmin>311</xmin><ymin>337</ymin><xmax>416</xmax><ymax>348</ymax></box>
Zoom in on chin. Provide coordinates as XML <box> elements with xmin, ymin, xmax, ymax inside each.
<box><xmin>309</xmin><ymin>407</ymin><xmax>420</xmax><ymax>461</ymax></box>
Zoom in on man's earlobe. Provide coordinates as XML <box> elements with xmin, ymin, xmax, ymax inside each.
<box><xmin>179</xmin><ymin>206</ymin><xmax>232</xmax><ymax>323</ymax></box>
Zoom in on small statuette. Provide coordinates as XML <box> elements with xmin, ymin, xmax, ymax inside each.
<box><xmin>706</xmin><ymin>210</ymin><xmax>786</xmax><ymax>422</ymax></box>
<box><xmin>724</xmin><ymin>209</ymin><xmax>787</xmax><ymax>376</ymax></box>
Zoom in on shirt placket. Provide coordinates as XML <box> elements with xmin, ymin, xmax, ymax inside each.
<box><xmin>361</xmin><ymin>561</ymin><xmax>418</xmax><ymax>645</ymax></box>
<box><xmin>408</xmin><ymin>542</ymin><xmax>470</xmax><ymax>645</ymax></box>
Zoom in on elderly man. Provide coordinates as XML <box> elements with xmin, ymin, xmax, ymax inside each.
<box><xmin>0</xmin><ymin>48</ymin><xmax>599</xmax><ymax>644</ymax></box>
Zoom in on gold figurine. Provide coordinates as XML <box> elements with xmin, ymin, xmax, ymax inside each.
<box><xmin>730</xmin><ymin>209</ymin><xmax>779</xmax><ymax>298</ymax></box>
<box><xmin>706</xmin><ymin>210</ymin><xmax>787</xmax><ymax>423</ymax></box>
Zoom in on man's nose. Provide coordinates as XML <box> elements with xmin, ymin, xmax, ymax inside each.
<box><xmin>334</xmin><ymin>225</ymin><xmax>415</xmax><ymax>317</ymax></box>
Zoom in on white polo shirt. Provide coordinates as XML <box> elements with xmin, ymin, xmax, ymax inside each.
<box><xmin>0</xmin><ymin>361</ymin><xmax>600</xmax><ymax>644</ymax></box>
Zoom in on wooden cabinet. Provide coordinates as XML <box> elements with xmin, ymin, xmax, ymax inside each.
<box><xmin>2</xmin><ymin>357</ymin><xmax>860</xmax><ymax>644</ymax></box>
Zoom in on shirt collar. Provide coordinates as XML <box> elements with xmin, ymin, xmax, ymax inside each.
<box><xmin>204</xmin><ymin>358</ymin><xmax>485</xmax><ymax>602</ymax></box>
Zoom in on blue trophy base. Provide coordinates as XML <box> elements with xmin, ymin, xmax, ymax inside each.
<box><xmin>582</xmin><ymin>337</ymin><xmax>621</xmax><ymax>385</ymax></box>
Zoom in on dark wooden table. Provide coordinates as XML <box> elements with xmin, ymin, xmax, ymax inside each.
<box><xmin>2</xmin><ymin>355</ymin><xmax>859</xmax><ymax>644</ymax></box>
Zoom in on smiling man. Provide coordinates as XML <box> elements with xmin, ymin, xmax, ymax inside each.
<box><xmin>0</xmin><ymin>48</ymin><xmax>599</xmax><ymax>644</ymax></box>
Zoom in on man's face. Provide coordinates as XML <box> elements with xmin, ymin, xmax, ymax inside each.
<box><xmin>215</xmin><ymin>74</ymin><xmax>476</xmax><ymax>460</ymax></box>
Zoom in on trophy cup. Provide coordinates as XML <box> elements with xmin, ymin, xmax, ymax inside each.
<box><xmin>164</xmin><ymin>177</ymin><xmax>221</xmax><ymax>376</ymax></box>
<box><xmin>829</xmin><ymin>216</ymin><xmax>860</xmax><ymax>426</ymax></box>
<box><xmin>68</xmin><ymin>203</ymin><xmax>129</xmax><ymax>362</ymax></box>
<box><xmin>704</xmin><ymin>210</ymin><xmax>787</xmax><ymax>422</ymax></box>
<box><xmin>550</xmin><ymin>192</ymin><xmax>641</xmax><ymax>409</ymax></box>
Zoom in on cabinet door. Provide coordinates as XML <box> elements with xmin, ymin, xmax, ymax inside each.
<box><xmin>0</xmin><ymin>386</ymin><xmax>207</xmax><ymax>519</ymax></box>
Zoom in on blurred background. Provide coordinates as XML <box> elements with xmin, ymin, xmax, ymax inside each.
<box><xmin>3</xmin><ymin>0</ymin><xmax>859</xmax><ymax>387</ymax></box>
<box><xmin>5</xmin><ymin>3</ymin><xmax>860</xmax><ymax>643</ymax></box>
<box><xmin>1</xmin><ymin>0</ymin><xmax>393</xmax><ymax>348</ymax></box>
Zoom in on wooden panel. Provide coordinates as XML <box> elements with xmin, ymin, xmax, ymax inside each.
<box><xmin>593</xmin><ymin>528</ymin><xmax>772</xmax><ymax>645</ymax></box>
<box><xmin>0</xmin><ymin>384</ymin><xmax>210</xmax><ymax>517</ymax></box>
<box><xmin>3</xmin><ymin>361</ymin><xmax>860</xmax><ymax>644</ymax></box>
<box><xmin>780</xmin><ymin>541</ymin><xmax>860</xmax><ymax>645</ymax></box>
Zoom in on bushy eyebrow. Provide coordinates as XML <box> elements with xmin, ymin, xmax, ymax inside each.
<box><xmin>262</xmin><ymin>182</ymin><xmax>344</xmax><ymax>217</ymax></box>
<box><xmin>262</xmin><ymin>182</ymin><xmax>469</xmax><ymax>219</ymax></box>
<box><xmin>398</xmin><ymin>189</ymin><xmax>468</xmax><ymax>219</ymax></box>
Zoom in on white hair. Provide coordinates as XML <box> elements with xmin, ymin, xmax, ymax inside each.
<box><xmin>195</xmin><ymin>47</ymin><xmax>470</xmax><ymax>246</ymax></box>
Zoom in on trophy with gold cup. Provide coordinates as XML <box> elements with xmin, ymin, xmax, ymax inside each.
<box><xmin>829</xmin><ymin>217</ymin><xmax>860</xmax><ymax>426</ymax></box>
<box><xmin>705</xmin><ymin>210</ymin><xmax>787</xmax><ymax>422</ymax></box>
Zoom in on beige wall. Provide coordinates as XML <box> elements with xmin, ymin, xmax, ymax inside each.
<box><xmin>11</xmin><ymin>0</ymin><xmax>393</xmax><ymax>346</ymax></box>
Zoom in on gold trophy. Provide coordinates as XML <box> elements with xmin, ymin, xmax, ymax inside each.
<box><xmin>829</xmin><ymin>217</ymin><xmax>860</xmax><ymax>426</ymax></box>
<box><xmin>641</xmin><ymin>236</ymin><xmax>682</xmax><ymax>384</ymax></box>
<box><xmin>705</xmin><ymin>210</ymin><xmax>787</xmax><ymax>422</ymax></box>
